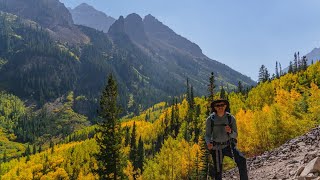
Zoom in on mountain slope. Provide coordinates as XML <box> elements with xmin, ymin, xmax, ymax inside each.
<box><xmin>0</xmin><ymin>0</ymin><xmax>255</xmax><ymax>118</ymax></box>
<box><xmin>109</xmin><ymin>13</ymin><xmax>255</xmax><ymax>94</ymax></box>
<box><xmin>66</xmin><ymin>3</ymin><xmax>255</xmax><ymax>89</ymax></box>
<box><xmin>306</xmin><ymin>47</ymin><xmax>320</xmax><ymax>64</ymax></box>
<box><xmin>69</xmin><ymin>3</ymin><xmax>115</xmax><ymax>33</ymax></box>
<box><xmin>0</xmin><ymin>0</ymin><xmax>89</xmax><ymax>44</ymax></box>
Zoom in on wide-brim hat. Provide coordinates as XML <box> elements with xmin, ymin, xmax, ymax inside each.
<box><xmin>210</xmin><ymin>99</ymin><xmax>229</xmax><ymax>109</ymax></box>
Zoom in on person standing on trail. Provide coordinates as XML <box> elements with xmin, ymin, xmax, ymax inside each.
<box><xmin>205</xmin><ymin>99</ymin><xmax>248</xmax><ymax>180</ymax></box>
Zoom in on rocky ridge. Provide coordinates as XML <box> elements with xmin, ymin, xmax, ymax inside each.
<box><xmin>223</xmin><ymin>126</ymin><xmax>320</xmax><ymax>180</ymax></box>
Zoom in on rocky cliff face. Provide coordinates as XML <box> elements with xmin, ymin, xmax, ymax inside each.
<box><xmin>223</xmin><ymin>126</ymin><xmax>320</xmax><ymax>180</ymax></box>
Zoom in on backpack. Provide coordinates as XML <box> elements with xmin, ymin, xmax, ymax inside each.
<box><xmin>210</xmin><ymin>113</ymin><xmax>237</xmax><ymax>144</ymax></box>
<box><xmin>210</xmin><ymin>113</ymin><xmax>232</xmax><ymax>133</ymax></box>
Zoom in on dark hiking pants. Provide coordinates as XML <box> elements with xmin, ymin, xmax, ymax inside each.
<box><xmin>211</xmin><ymin>144</ymin><xmax>248</xmax><ymax>180</ymax></box>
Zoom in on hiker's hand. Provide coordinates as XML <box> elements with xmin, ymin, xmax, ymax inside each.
<box><xmin>207</xmin><ymin>143</ymin><xmax>213</xmax><ymax>150</ymax></box>
<box><xmin>225</xmin><ymin>125</ymin><xmax>232</xmax><ymax>133</ymax></box>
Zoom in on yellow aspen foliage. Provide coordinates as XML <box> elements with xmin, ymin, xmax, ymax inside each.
<box><xmin>308</xmin><ymin>82</ymin><xmax>320</xmax><ymax>122</ymax></box>
<box><xmin>256</xmin><ymin>106</ymin><xmax>273</xmax><ymax>149</ymax></box>
<box><xmin>228</xmin><ymin>92</ymin><xmax>246</xmax><ymax>113</ymax></box>
<box><xmin>123</xmin><ymin>161</ymin><xmax>142</xmax><ymax>180</ymax></box>
<box><xmin>246</xmin><ymin>82</ymin><xmax>275</xmax><ymax>110</ymax></box>
<box><xmin>236</xmin><ymin>109</ymin><xmax>256</xmax><ymax>154</ymax></box>
<box><xmin>278</xmin><ymin>73</ymin><xmax>298</xmax><ymax>91</ymax></box>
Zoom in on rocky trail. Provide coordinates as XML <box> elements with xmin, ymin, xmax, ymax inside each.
<box><xmin>223</xmin><ymin>126</ymin><xmax>320</xmax><ymax>180</ymax></box>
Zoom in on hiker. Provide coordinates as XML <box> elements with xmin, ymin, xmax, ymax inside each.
<box><xmin>205</xmin><ymin>99</ymin><xmax>248</xmax><ymax>180</ymax></box>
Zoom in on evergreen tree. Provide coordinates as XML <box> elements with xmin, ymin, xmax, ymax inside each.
<box><xmin>186</xmin><ymin>78</ymin><xmax>191</xmax><ymax>105</ymax></box>
<box><xmin>190</xmin><ymin>85</ymin><xmax>195</xmax><ymax>110</ymax></box>
<box><xmin>208</xmin><ymin>72</ymin><xmax>215</xmax><ymax>102</ymax></box>
<box><xmin>288</xmin><ymin>61</ymin><xmax>293</xmax><ymax>73</ymax></box>
<box><xmin>163</xmin><ymin>112</ymin><xmax>169</xmax><ymax>139</ymax></box>
<box><xmin>137</xmin><ymin>136</ymin><xmax>144</xmax><ymax>172</ymax></box>
<box><xmin>264</xmin><ymin>68</ymin><xmax>270</xmax><ymax>82</ymax></box>
<box><xmin>129</xmin><ymin>121</ymin><xmax>138</xmax><ymax>170</ymax></box>
<box><xmin>258</xmin><ymin>65</ymin><xmax>266</xmax><ymax>83</ymax></box>
<box><xmin>279</xmin><ymin>62</ymin><xmax>282</xmax><ymax>76</ymax></box>
<box><xmin>293</xmin><ymin>52</ymin><xmax>298</xmax><ymax>72</ymax></box>
<box><xmin>94</xmin><ymin>74</ymin><xmax>124</xmax><ymax>180</ymax></box>
<box><xmin>25</xmin><ymin>144</ymin><xmax>31</xmax><ymax>156</ymax></box>
<box><xmin>301</xmin><ymin>56</ymin><xmax>308</xmax><ymax>71</ymax></box>
<box><xmin>124</xmin><ymin>126</ymin><xmax>130</xmax><ymax>147</ymax></box>
<box><xmin>238</xmin><ymin>81</ymin><xmax>244</xmax><ymax>94</ymax></box>
<box><xmin>170</xmin><ymin>104</ymin><xmax>175</xmax><ymax>135</ymax></box>
<box><xmin>275</xmin><ymin>61</ymin><xmax>279</xmax><ymax>78</ymax></box>
<box><xmin>220</xmin><ymin>86</ymin><xmax>226</xmax><ymax>99</ymax></box>
<box><xmin>33</xmin><ymin>144</ymin><xmax>37</xmax><ymax>155</ymax></box>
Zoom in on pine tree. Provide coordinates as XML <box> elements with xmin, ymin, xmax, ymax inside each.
<box><xmin>275</xmin><ymin>61</ymin><xmax>279</xmax><ymax>78</ymax></box>
<box><xmin>208</xmin><ymin>72</ymin><xmax>215</xmax><ymax>102</ymax></box>
<box><xmin>129</xmin><ymin>121</ymin><xmax>138</xmax><ymax>170</ymax></box>
<box><xmin>170</xmin><ymin>105</ymin><xmax>175</xmax><ymax>136</ymax></box>
<box><xmin>186</xmin><ymin>78</ymin><xmax>190</xmax><ymax>105</ymax></box>
<box><xmin>25</xmin><ymin>144</ymin><xmax>31</xmax><ymax>156</ymax></box>
<box><xmin>264</xmin><ymin>68</ymin><xmax>270</xmax><ymax>82</ymax></box>
<box><xmin>258</xmin><ymin>65</ymin><xmax>266</xmax><ymax>83</ymax></box>
<box><xmin>220</xmin><ymin>86</ymin><xmax>226</xmax><ymax>99</ymax></box>
<box><xmin>301</xmin><ymin>56</ymin><xmax>308</xmax><ymax>71</ymax></box>
<box><xmin>163</xmin><ymin>112</ymin><xmax>169</xmax><ymax>139</ymax></box>
<box><xmin>288</xmin><ymin>61</ymin><xmax>293</xmax><ymax>73</ymax></box>
<box><xmin>293</xmin><ymin>52</ymin><xmax>298</xmax><ymax>72</ymax></box>
<box><xmin>95</xmin><ymin>74</ymin><xmax>124</xmax><ymax>180</ymax></box>
<box><xmin>137</xmin><ymin>136</ymin><xmax>144</xmax><ymax>173</ymax></box>
<box><xmin>33</xmin><ymin>144</ymin><xmax>36</xmax><ymax>155</ymax></box>
<box><xmin>25</xmin><ymin>144</ymin><xmax>31</xmax><ymax>162</ymax></box>
<box><xmin>125</xmin><ymin>126</ymin><xmax>130</xmax><ymax>147</ymax></box>
<box><xmin>190</xmin><ymin>85</ymin><xmax>195</xmax><ymax>110</ymax></box>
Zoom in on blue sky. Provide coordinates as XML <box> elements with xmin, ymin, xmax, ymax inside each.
<box><xmin>60</xmin><ymin>0</ymin><xmax>320</xmax><ymax>81</ymax></box>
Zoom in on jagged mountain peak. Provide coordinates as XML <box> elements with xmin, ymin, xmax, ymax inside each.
<box><xmin>74</xmin><ymin>3</ymin><xmax>94</xmax><ymax>10</ymax></box>
<box><xmin>69</xmin><ymin>2</ymin><xmax>115</xmax><ymax>33</ymax></box>
<box><xmin>126</xmin><ymin>13</ymin><xmax>142</xmax><ymax>20</ymax></box>
<box><xmin>124</xmin><ymin>13</ymin><xmax>148</xmax><ymax>43</ymax></box>
<box><xmin>108</xmin><ymin>15</ymin><xmax>125</xmax><ymax>35</ymax></box>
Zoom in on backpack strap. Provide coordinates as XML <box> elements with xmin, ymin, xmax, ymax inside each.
<box><xmin>210</xmin><ymin>114</ymin><xmax>215</xmax><ymax>136</ymax></box>
<box><xmin>226</xmin><ymin>113</ymin><xmax>232</xmax><ymax>127</ymax></box>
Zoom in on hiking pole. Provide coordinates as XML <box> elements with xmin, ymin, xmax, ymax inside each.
<box><xmin>226</xmin><ymin>125</ymin><xmax>235</xmax><ymax>160</ymax></box>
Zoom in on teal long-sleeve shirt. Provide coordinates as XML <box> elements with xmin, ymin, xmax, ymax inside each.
<box><xmin>205</xmin><ymin>112</ymin><xmax>238</xmax><ymax>149</ymax></box>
